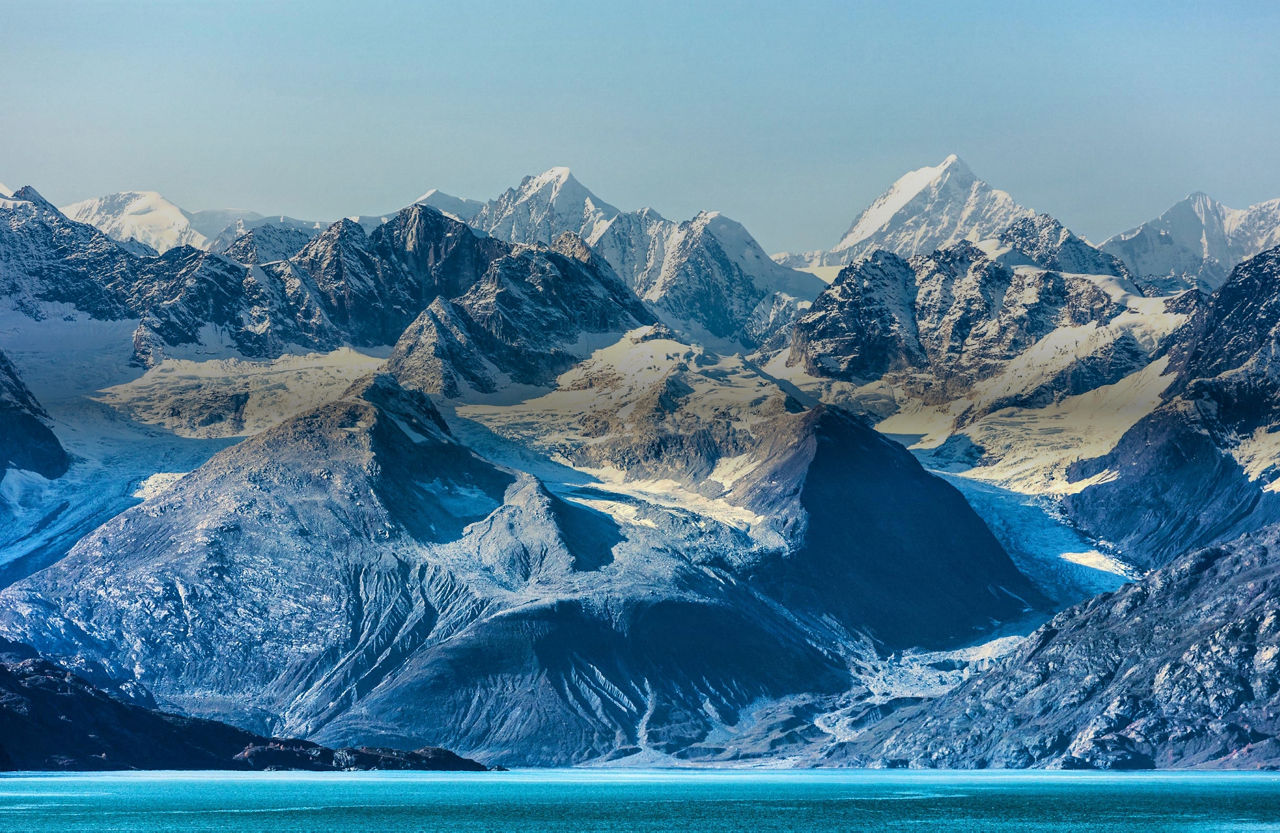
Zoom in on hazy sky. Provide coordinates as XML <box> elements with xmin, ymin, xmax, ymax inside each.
<box><xmin>3</xmin><ymin>0</ymin><xmax>1279</xmax><ymax>252</ymax></box>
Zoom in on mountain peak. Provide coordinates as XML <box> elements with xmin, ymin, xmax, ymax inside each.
<box><xmin>827</xmin><ymin>155</ymin><xmax>1022</xmax><ymax>259</ymax></box>
<box><xmin>938</xmin><ymin>152</ymin><xmax>970</xmax><ymax>173</ymax></box>
<box><xmin>472</xmin><ymin>167</ymin><xmax>620</xmax><ymax>247</ymax></box>
<box><xmin>60</xmin><ymin>190</ymin><xmax>207</xmax><ymax>253</ymax></box>
<box><xmin>11</xmin><ymin>185</ymin><xmax>54</xmax><ymax>208</ymax></box>
<box><xmin>532</xmin><ymin>165</ymin><xmax>573</xmax><ymax>185</ymax></box>
<box><xmin>412</xmin><ymin>188</ymin><xmax>483</xmax><ymax>222</ymax></box>
<box><xmin>518</xmin><ymin>166</ymin><xmax>579</xmax><ymax>195</ymax></box>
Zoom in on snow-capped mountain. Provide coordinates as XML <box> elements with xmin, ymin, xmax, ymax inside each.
<box><xmin>464</xmin><ymin>168</ymin><xmax>824</xmax><ymax>343</ymax></box>
<box><xmin>181</xmin><ymin>207</ymin><xmax>267</xmax><ymax>241</ymax></box>
<box><xmin>775</xmin><ymin>155</ymin><xmax>1034</xmax><ymax>268</ymax></box>
<box><xmin>782</xmin><ymin>214</ymin><xmax>1161</xmax><ymax>425</ymax></box>
<box><xmin>2</xmin><ymin>188</ymin><xmax>640</xmax><ymax>367</ymax></box>
<box><xmin>471</xmin><ymin>166</ymin><xmax>619</xmax><ymax>245</ymax></box>
<box><xmin>206</xmin><ymin>215</ymin><xmax>325</xmax><ymax>261</ymax></box>
<box><xmin>10</xmin><ymin>160</ymin><xmax>1280</xmax><ymax>771</ymax></box>
<box><xmin>587</xmin><ymin>209</ymin><xmax>824</xmax><ymax>342</ymax></box>
<box><xmin>765</xmin><ymin>212</ymin><xmax>1188</xmax><ymax>606</ymax></box>
<box><xmin>59</xmin><ymin>190</ymin><xmax>321</xmax><ymax>257</ymax></box>
<box><xmin>0</xmin><ymin>183</ymin><xmax>12</xmax><ymax>198</ymax></box>
<box><xmin>213</xmin><ymin>222</ymin><xmax>318</xmax><ymax>265</ymax></box>
<box><xmin>60</xmin><ymin>191</ymin><xmax>212</xmax><ymax>253</ymax></box>
<box><xmin>414</xmin><ymin>189</ymin><xmax>483</xmax><ymax>223</ymax></box>
<box><xmin>1101</xmin><ymin>191</ymin><xmax>1280</xmax><ymax>292</ymax></box>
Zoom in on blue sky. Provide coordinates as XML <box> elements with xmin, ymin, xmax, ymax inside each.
<box><xmin>3</xmin><ymin>0</ymin><xmax>1278</xmax><ymax>251</ymax></box>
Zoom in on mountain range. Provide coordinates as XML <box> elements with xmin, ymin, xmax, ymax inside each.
<box><xmin>2</xmin><ymin>156</ymin><xmax>1280</xmax><ymax>768</ymax></box>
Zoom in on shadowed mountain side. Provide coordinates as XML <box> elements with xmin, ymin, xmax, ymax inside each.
<box><xmin>0</xmin><ymin>351</ymin><xmax>68</xmax><ymax>479</ymax></box>
<box><xmin>750</xmin><ymin>409</ymin><xmax>1042</xmax><ymax>648</ymax></box>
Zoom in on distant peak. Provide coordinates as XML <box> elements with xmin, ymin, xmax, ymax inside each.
<box><xmin>1184</xmin><ymin>190</ymin><xmax>1218</xmax><ymax>205</ymax></box>
<box><xmin>327</xmin><ymin>216</ymin><xmax>369</xmax><ymax>239</ymax></box>
<box><xmin>12</xmin><ymin>185</ymin><xmax>53</xmax><ymax>207</ymax></box>
<box><xmin>934</xmin><ymin>153</ymin><xmax>973</xmax><ymax>180</ymax></box>
<box><xmin>526</xmin><ymin>166</ymin><xmax>574</xmax><ymax>189</ymax></box>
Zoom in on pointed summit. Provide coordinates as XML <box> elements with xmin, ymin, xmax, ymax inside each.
<box><xmin>11</xmin><ymin>186</ymin><xmax>59</xmax><ymax>211</ymax></box>
<box><xmin>775</xmin><ymin>156</ymin><xmax>1032</xmax><ymax>268</ymax></box>
<box><xmin>526</xmin><ymin>165</ymin><xmax>574</xmax><ymax>188</ymax></box>
<box><xmin>832</xmin><ymin>154</ymin><xmax>1028</xmax><ymax>258</ymax></box>
<box><xmin>471</xmin><ymin>167</ymin><xmax>620</xmax><ymax>246</ymax></box>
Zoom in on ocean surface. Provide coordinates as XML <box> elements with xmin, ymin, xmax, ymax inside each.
<box><xmin>2</xmin><ymin>769</ymin><xmax>1279</xmax><ymax>832</ymax></box>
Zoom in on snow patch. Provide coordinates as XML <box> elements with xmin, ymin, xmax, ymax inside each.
<box><xmin>132</xmin><ymin>472</ymin><xmax>188</xmax><ymax>500</ymax></box>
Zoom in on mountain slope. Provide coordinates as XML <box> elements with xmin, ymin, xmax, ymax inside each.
<box><xmin>0</xmin><ymin>345</ymin><xmax>1043</xmax><ymax>765</ymax></box>
<box><xmin>1</xmin><ymin>186</ymin><xmax>147</xmax><ymax>319</ymax></box>
<box><xmin>840</xmin><ymin>525</ymin><xmax>1280</xmax><ymax>770</ymax></box>
<box><xmin>387</xmin><ymin>232</ymin><xmax>653</xmax><ymax>396</ymax></box>
<box><xmin>0</xmin><ymin>637</ymin><xmax>488</xmax><ymax>771</ymax></box>
<box><xmin>1064</xmin><ymin>246</ymin><xmax>1280</xmax><ymax>567</ymax></box>
<box><xmin>783</xmin><ymin>217</ymin><xmax>1160</xmax><ymax>425</ymax></box>
<box><xmin>3</xmin><ymin>188</ymin><xmax>642</xmax><ymax>366</ymax></box>
<box><xmin>776</xmin><ymin>155</ymin><xmax>1034</xmax><ymax>268</ymax></box>
<box><xmin>0</xmin><ymin>375</ymin><xmax>838</xmax><ymax>763</ymax></box>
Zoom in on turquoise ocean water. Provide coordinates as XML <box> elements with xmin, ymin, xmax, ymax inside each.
<box><xmin>2</xmin><ymin>769</ymin><xmax>1279</xmax><ymax>832</ymax></box>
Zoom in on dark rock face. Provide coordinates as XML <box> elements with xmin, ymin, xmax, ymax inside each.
<box><xmin>749</xmin><ymin>408</ymin><xmax>1042</xmax><ymax>648</ymax></box>
<box><xmin>0</xmin><ymin>351</ymin><xmax>68</xmax><ymax>479</ymax></box>
<box><xmin>837</xmin><ymin>526</ymin><xmax>1280</xmax><ymax>770</ymax></box>
<box><xmin>1065</xmin><ymin>247</ymin><xmax>1280</xmax><ymax>567</ymax></box>
<box><xmin>0</xmin><ymin>187</ymin><xmax>138</xmax><ymax>319</ymax></box>
<box><xmin>387</xmin><ymin>233</ymin><xmax>653</xmax><ymax>396</ymax></box>
<box><xmin>0</xmin><ymin>637</ymin><xmax>489</xmax><ymax>772</ymax></box>
<box><xmin>788</xmin><ymin>237</ymin><xmax>1132</xmax><ymax>412</ymax></box>
<box><xmin>788</xmin><ymin>250</ymin><xmax>924</xmax><ymax>381</ymax></box>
